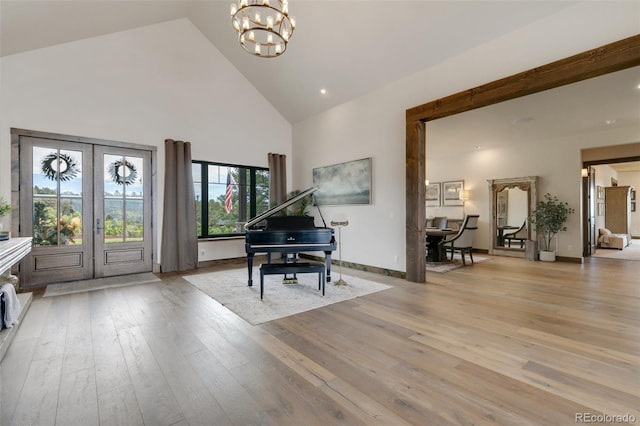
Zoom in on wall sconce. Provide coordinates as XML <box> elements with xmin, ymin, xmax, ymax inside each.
<box><xmin>581</xmin><ymin>168</ymin><xmax>588</xmax><ymax>178</ymax></box>
<box><xmin>459</xmin><ymin>190</ymin><xmax>470</xmax><ymax>201</ymax></box>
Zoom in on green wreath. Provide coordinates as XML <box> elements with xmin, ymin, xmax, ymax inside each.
<box><xmin>108</xmin><ymin>160</ymin><xmax>138</xmax><ymax>185</ymax></box>
<box><xmin>41</xmin><ymin>152</ymin><xmax>79</xmax><ymax>182</ymax></box>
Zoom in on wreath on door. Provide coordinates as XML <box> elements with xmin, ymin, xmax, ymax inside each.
<box><xmin>108</xmin><ymin>159</ymin><xmax>138</xmax><ymax>185</ymax></box>
<box><xmin>41</xmin><ymin>152</ymin><xmax>80</xmax><ymax>182</ymax></box>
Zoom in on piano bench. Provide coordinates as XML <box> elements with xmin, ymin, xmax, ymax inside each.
<box><xmin>259</xmin><ymin>262</ymin><xmax>325</xmax><ymax>300</ymax></box>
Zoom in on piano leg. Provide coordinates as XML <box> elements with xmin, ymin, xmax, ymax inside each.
<box><xmin>324</xmin><ymin>251</ymin><xmax>333</xmax><ymax>282</ymax></box>
<box><xmin>247</xmin><ymin>253</ymin><xmax>254</xmax><ymax>286</ymax></box>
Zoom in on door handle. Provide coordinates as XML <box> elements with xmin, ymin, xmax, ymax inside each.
<box><xmin>96</xmin><ymin>218</ymin><xmax>104</xmax><ymax>235</ymax></box>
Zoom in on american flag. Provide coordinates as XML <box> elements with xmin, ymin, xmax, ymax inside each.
<box><xmin>225</xmin><ymin>173</ymin><xmax>235</xmax><ymax>214</ymax></box>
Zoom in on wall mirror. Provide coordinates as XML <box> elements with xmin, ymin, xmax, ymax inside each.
<box><xmin>487</xmin><ymin>176</ymin><xmax>538</xmax><ymax>257</ymax></box>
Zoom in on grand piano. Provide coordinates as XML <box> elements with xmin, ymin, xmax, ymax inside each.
<box><xmin>244</xmin><ymin>187</ymin><xmax>336</xmax><ymax>286</ymax></box>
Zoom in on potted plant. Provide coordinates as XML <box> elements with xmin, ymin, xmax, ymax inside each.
<box><xmin>529</xmin><ymin>193</ymin><xmax>575</xmax><ymax>261</ymax></box>
<box><xmin>280</xmin><ymin>189</ymin><xmax>313</xmax><ymax>216</ymax></box>
<box><xmin>0</xmin><ymin>196</ymin><xmax>12</xmax><ymax>241</ymax></box>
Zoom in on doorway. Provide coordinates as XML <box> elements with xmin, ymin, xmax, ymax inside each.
<box><xmin>13</xmin><ymin>129</ymin><xmax>155</xmax><ymax>288</ymax></box>
<box><xmin>582</xmin><ymin>146</ymin><xmax>640</xmax><ymax>262</ymax></box>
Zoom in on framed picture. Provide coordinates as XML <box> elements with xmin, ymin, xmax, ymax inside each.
<box><xmin>632</xmin><ymin>202</ymin><xmax>636</xmax><ymax>213</ymax></box>
<box><xmin>597</xmin><ymin>186</ymin><xmax>604</xmax><ymax>200</ymax></box>
<box><xmin>443</xmin><ymin>180</ymin><xmax>464</xmax><ymax>206</ymax></box>
<box><xmin>425</xmin><ymin>182</ymin><xmax>441</xmax><ymax>206</ymax></box>
<box><xmin>313</xmin><ymin>157</ymin><xmax>372</xmax><ymax>205</ymax></box>
<box><xmin>597</xmin><ymin>202</ymin><xmax>604</xmax><ymax>216</ymax></box>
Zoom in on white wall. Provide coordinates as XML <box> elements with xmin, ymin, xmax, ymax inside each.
<box><xmin>292</xmin><ymin>2</ymin><xmax>640</xmax><ymax>271</ymax></box>
<box><xmin>0</xmin><ymin>19</ymin><xmax>292</xmax><ymax>264</ymax></box>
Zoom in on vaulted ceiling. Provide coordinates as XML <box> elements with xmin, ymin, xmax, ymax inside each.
<box><xmin>1</xmin><ymin>0</ymin><xmax>579</xmax><ymax>124</ymax></box>
<box><xmin>2</xmin><ymin>1</ymin><xmax>638</xmax><ymax>171</ymax></box>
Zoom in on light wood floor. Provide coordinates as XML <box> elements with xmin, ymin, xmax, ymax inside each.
<box><xmin>1</xmin><ymin>255</ymin><xmax>638</xmax><ymax>425</ymax></box>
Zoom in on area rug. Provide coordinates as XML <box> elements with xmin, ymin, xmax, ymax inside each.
<box><xmin>426</xmin><ymin>255</ymin><xmax>490</xmax><ymax>273</ymax></box>
<box><xmin>43</xmin><ymin>272</ymin><xmax>161</xmax><ymax>297</ymax></box>
<box><xmin>182</xmin><ymin>267</ymin><xmax>392</xmax><ymax>325</ymax></box>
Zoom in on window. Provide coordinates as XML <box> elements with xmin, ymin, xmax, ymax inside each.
<box><xmin>192</xmin><ymin>161</ymin><xmax>269</xmax><ymax>238</ymax></box>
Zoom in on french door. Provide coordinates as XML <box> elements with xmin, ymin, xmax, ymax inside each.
<box><xmin>19</xmin><ymin>136</ymin><xmax>153</xmax><ymax>287</ymax></box>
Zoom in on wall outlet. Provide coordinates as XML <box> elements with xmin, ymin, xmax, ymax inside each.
<box><xmin>567</xmin><ymin>245</ymin><xmax>573</xmax><ymax>251</ymax></box>
<box><xmin>394</xmin><ymin>255</ymin><xmax>399</xmax><ymax>263</ymax></box>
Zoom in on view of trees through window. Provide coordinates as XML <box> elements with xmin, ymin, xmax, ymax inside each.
<box><xmin>192</xmin><ymin>162</ymin><xmax>269</xmax><ymax>237</ymax></box>
<box><xmin>32</xmin><ymin>148</ymin><xmax>83</xmax><ymax>246</ymax></box>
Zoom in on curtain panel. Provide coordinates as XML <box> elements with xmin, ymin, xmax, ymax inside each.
<box><xmin>161</xmin><ymin>139</ymin><xmax>198</xmax><ymax>272</ymax></box>
<box><xmin>268</xmin><ymin>153</ymin><xmax>287</xmax><ymax>207</ymax></box>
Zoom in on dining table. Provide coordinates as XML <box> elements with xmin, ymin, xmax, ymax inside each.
<box><xmin>425</xmin><ymin>228</ymin><xmax>458</xmax><ymax>262</ymax></box>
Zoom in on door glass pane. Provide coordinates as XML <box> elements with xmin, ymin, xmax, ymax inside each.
<box><xmin>59</xmin><ymin>149</ymin><xmax>83</xmax><ymax>245</ymax></box>
<box><xmin>104</xmin><ymin>199</ymin><xmax>124</xmax><ymax>243</ymax></box>
<box><xmin>125</xmin><ymin>199</ymin><xmax>143</xmax><ymax>241</ymax></box>
<box><xmin>103</xmin><ymin>154</ymin><xmax>143</xmax><ymax>243</ymax></box>
<box><xmin>124</xmin><ymin>156</ymin><xmax>143</xmax><ymax>197</ymax></box>
<box><xmin>32</xmin><ymin>147</ymin><xmax>82</xmax><ymax>246</ymax></box>
<box><xmin>104</xmin><ymin>154</ymin><xmax>124</xmax><ymax>244</ymax></box>
<box><xmin>33</xmin><ymin>198</ymin><xmax>57</xmax><ymax>246</ymax></box>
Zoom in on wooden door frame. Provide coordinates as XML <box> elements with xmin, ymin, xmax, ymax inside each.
<box><xmin>405</xmin><ymin>35</ymin><xmax>640</xmax><ymax>283</ymax></box>
<box><xmin>10</xmin><ymin>128</ymin><xmax>158</xmax><ymax>287</ymax></box>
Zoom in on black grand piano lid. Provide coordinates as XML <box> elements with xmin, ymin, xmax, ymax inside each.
<box><xmin>244</xmin><ymin>186</ymin><xmax>318</xmax><ymax>229</ymax></box>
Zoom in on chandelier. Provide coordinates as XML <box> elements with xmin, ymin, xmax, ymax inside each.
<box><xmin>230</xmin><ymin>0</ymin><xmax>296</xmax><ymax>58</ymax></box>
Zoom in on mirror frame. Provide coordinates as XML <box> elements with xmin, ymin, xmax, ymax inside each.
<box><xmin>405</xmin><ymin>35</ymin><xmax>640</xmax><ymax>283</ymax></box>
<box><xmin>487</xmin><ymin>176</ymin><xmax>538</xmax><ymax>258</ymax></box>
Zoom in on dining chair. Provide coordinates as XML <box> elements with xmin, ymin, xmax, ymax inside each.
<box><xmin>439</xmin><ymin>214</ymin><xmax>479</xmax><ymax>265</ymax></box>
<box><xmin>504</xmin><ymin>220</ymin><xmax>527</xmax><ymax>248</ymax></box>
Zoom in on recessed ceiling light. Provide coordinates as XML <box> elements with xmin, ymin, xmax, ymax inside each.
<box><xmin>320</xmin><ymin>89</ymin><xmax>327</xmax><ymax>95</ymax></box>
<box><xmin>605</xmin><ymin>119</ymin><xmax>617</xmax><ymax>125</ymax></box>
<box><xmin>514</xmin><ymin>117</ymin><xmax>534</xmax><ymax>124</ymax></box>
<box><xmin>474</xmin><ymin>145</ymin><xmax>481</xmax><ymax>150</ymax></box>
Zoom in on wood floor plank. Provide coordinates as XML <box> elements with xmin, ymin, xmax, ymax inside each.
<box><xmin>142</xmin><ymin>325</ymin><xmax>232</xmax><ymax>425</ymax></box>
<box><xmin>62</xmin><ymin>292</ymin><xmax>94</xmax><ymax>375</ymax></box>
<box><xmin>0</xmin><ymin>335</ymin><xmax>38</xmax><ymax>425</ymax></box>
<box><xmin>117</xmin><ymin>326</ymin><xmax>185</xmax><ymax>426</ymax></box>
<box><xmin>55</xmin><ymin>367</ymin><xmax>99</xmax><ymax>426</ymax></box>
<box><xmin>91</xmin><ymin>310</ymin><xmax>134</xmax><ymax>396</ymax></box>
<box><xmin>97</xmin><ymin>384</ymin><xmax>145</xmax><ymax>426</ymax></box>
<box><xmin>11</xmin><ymin>355</ymin><xmax>63</xmax><ymax>426</ymax></box>
<box><xmin>186</xmin><ymin>349</ymin><xmax>266</xmax><ymax>425</ymax></box>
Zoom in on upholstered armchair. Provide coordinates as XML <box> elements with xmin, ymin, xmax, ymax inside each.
<box><xmin>439</xmin><ymin>215</ymin><xmax>479</xmax><ymax>265</ymax></box>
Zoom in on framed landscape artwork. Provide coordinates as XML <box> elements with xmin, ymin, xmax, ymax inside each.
<box><xmin>425</xmin><ymin>182</ymin><xmax>440</xmax><ymax>206</ymax></box>
<box><xmin>313</xmin><ymin>157</ymin><xmax>372</xmax><ymax>205</ymax></box>
<box><xmin>443</xmin><ymin>180</ymin><xmax>464</xmax><ymax>206</ymax></box>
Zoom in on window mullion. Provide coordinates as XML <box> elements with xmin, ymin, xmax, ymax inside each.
<box><xmin>202</xmin><ymin>163</ymin><xmax>208</xmax><ymax>238</ymax></box>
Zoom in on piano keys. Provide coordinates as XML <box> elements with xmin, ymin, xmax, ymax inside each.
<box><xmin>244</xmin><ymin>187</ymin><xmax>337</xmax><ymax>286</ymax></box>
